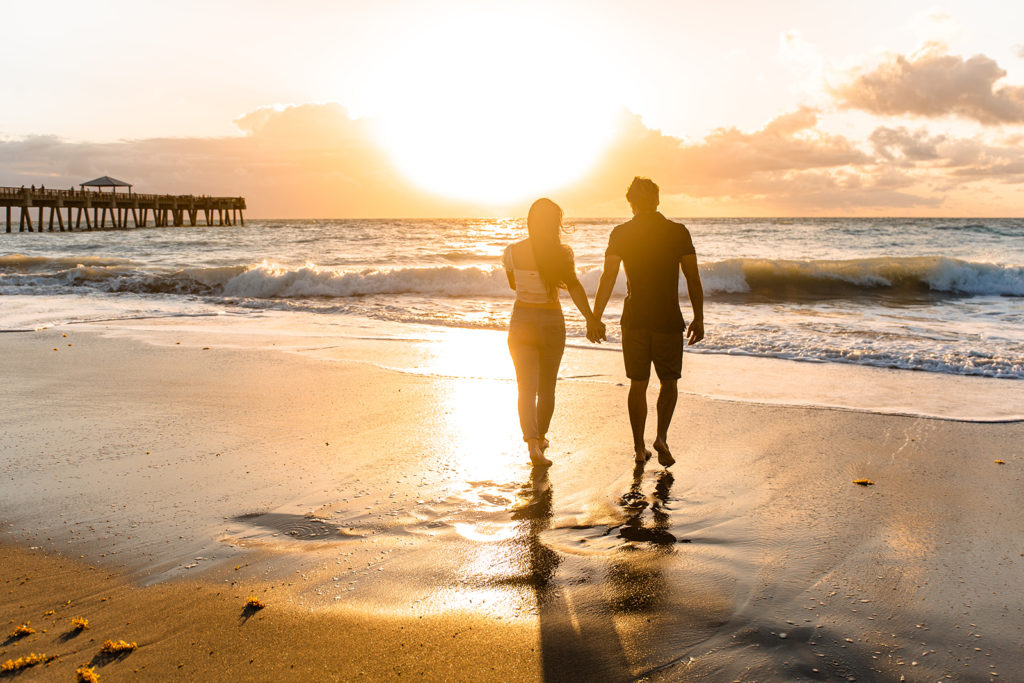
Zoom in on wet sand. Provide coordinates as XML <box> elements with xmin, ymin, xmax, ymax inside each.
<box><xmin>1</xmin><ymin>326</ymin><xmax>1023</xmax><ymax>680</ymax></box>
<box><xmin>0</xmin><ymin>544</ymin><xmax>539</xmax><ymax>680</ymax></box>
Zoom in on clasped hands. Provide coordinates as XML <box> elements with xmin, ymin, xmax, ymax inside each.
<box><xmin>586</xmin><ymin>318</ymin><xmax>607</xmax><ymax>343</ymax></box>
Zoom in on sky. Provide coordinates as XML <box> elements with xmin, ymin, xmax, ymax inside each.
<box><xmin>2</xmin><ymin>0</ymin><xmax>1024</xmax><ymax>217</ymax></box>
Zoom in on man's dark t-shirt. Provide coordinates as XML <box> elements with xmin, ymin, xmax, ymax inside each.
<box><xmin>606</xmin><ymin>211</ymin><xmax>695</xmax><ymax>333</ymax></box>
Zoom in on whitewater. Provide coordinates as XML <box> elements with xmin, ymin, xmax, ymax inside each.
<box><xmin>2</xmin><ymin>217</ymin><xmax>1023</xmax><ymax>379</ymax></box>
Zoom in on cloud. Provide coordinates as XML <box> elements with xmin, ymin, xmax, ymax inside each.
<box><xmin>870</xmin><ymin>126</ymin><xmax>945</xmax><ymax>162</ymax></box>
<box><xmin>559</xmin><ymin>108</ymin><xmax>884</xmax><ymax>212</ymax></box>
<box><xmin>1016</xmin><ymin>44</ymin><xmax>1024</xmax><ymax>60</ymax></box>
<box><xmin>584</xmin><ymin>107</ymin><xmax>869</xmax><ymax>192</ymax></box>
<box><xmin>943</xmin><ymin>139</ymin><xmax>1024</xmax><ymax>179</ymax></box>
<box><xmin>14</xmin><ymin>105</ymin><xmax>856</xmax><ymax>216</ymax></box>
<box><xmin>679</xmin><ymin>107</ymin><xmax>870</xmax><ymax>183</ymax></box>
<box><xmin>0</xmin><ymin>104</ymin><xmax>486</xmax><ymax>217</ymax></box>
<box><xmin>867</xmin><ymin>125</ymin><xmax>1024</xmax><ymax>180</ymax></box>
<box><xmin>3</xmin><ymin>101</ymin><xmax>1024</xmax><ymax>216</ymax></box>
<box><xmin>566</xmin><ymin>106</ymin><xmax>1024</xmax><ymax>213</ymax></box>
<box><xmin>833</xmin><ymin>45</ymin><xmax>1024</xmax><ymax>124</ymax></box>
<box><xmin>746</xmin><ymin>171</ymin><xmax>944</xmax><ymax>210</ymax></box>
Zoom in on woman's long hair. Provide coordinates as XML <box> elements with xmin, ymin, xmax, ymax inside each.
<box><xmin>527</xmin><ymin>198</ymin><xmax>573</xmax><ymax>295</ymax></box>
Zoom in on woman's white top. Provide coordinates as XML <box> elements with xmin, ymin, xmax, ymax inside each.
<box><xmin>503</xmin><ymin>242</ymin><xmax>559</xmax><ymax>305</ymax></box>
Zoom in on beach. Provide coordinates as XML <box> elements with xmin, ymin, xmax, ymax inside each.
<box><xmin>2</xmin><ymin>317</ymin><xmax>1022</xmax><ymax>681</ymax></box>
<box><xmin>9</xmin><ymin>0</ymin><xmax>1024</xmax><ymax>677</ymax></box>
<box><xmin>7</xmin><ymin>0</ymin><xmax>1024</xmax><ymax>677</ymax></box>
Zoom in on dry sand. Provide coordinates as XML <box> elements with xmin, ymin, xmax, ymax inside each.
<box><xmin>1</xmin><ymin>325</ymin><xmax>1023</xmax><ymax>681</ymax></box>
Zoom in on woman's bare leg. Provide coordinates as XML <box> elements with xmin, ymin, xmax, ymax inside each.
<box><xmin>535</xmin><ymin>338</ymin><xmax>564</xmax><ymax>442</ymax></box>
<box><xmin>509</xmin><ymin>344</ymin><xmax>540</xmax><ymax>442</ymax></box>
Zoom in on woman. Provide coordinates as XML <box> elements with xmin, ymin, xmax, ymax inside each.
<box><xmin>503</xmin><ymin>198</ymin><xmax>605</xmax><ymax>467</ymax></box>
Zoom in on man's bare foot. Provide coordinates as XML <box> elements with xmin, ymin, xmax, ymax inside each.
<box><xmin>539</xmin><ymin>437</ymin><xmax>550</xmax><ymax>453</ymax></box>
<box><xmin>529</xmin><ymin>440</ymin><xmax>552</xmax><ymax>468</ymax></box>
<box><xmin>653</xmin><ymin>438</ymin><xmax>675</xmax><ymax>467</ymax></box>
<box><xmin>530</xmin><ymin>451</ymin><xmax>553</xmax><ymax>467</ymax></box>
<box><xmin>634</xmin><ymin>447</ymin><xmax>652</xmax><ymax>464</ymax></box>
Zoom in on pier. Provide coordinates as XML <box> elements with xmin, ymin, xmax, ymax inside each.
<box><xmin>0</xmin><ymin>185</ymin><xmax>246</xmax><ymax>233</ymax></box>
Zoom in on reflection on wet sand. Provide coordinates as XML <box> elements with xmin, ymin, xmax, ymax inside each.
<box><xmin>222</xmin><ymin>367</ymin><xmax>733</xmax><ymax>679</ymax></box>
<box><xmin>607</xmin><ymin>467</ymin><xmax>675</xmax><ymax>623</ymax></box>
<box><xmin>509</xmin><ymin>471</ymin><xmax>559</xmax><ymax>589</ymax></box>
<box><xmin>618</xmin><ymin>465</ymin><xmax>679</xmax><ymax>545</ymax></box>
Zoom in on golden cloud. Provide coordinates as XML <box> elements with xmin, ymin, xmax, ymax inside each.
<box><xmin>834</xmin><ymin>45</ymin><xmax>1024</xmax><ymax>124</ymax></box>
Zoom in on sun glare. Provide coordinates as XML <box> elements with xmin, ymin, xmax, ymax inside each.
<box><xmin>358</xmin><ymin>9</ymin><xmax>619</xmax><ymax>205</ymax></box>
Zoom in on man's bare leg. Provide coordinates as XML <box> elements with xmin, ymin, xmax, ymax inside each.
<box><xmin>653</xmin><ymin>378</ymin><xmax>677</xmax><ymax>467</ymax></box>
<box><xmin>628</xmin><ymin>379</ymin><xmax>651</xmax><ymax>462</ymax></box>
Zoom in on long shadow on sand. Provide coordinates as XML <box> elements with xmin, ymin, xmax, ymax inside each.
<box><xmin>239</xmin><ymin>601</ymin><xmax>265</xmax><ymax>625</ymax></box>
<box><xmin>56</xmin><ymin>627</ymin><xmax>87</xmax><ymax>644</ymax></box>
<box><xmin>87</xmin><ymin>648</ymin><xmax>136</xmax><ymax>668</ymax></box>
<box><xmin>514</xmin><ymin>461</ymin><xmax>688</xmax><ymax>682</ymax></box>
<box><xmin>511</xmin><ymin>456</ymin><xmax>971</xmax><ymax>682</ymax></box>
<box><xmin>513</xmin><ymin>469</ymin><xmax>632</xmax><ymax>681</ymax></box>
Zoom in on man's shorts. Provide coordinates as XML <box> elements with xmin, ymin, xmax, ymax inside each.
<box><xmin>621</xmin><ymin>327</ymin><xmax>684</xmax><ymax>381</ymax></box>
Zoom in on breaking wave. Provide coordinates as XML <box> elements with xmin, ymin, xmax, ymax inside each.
<box><xmin>3</xmin><ymin>254</ymin><xmax>1021</xmax><ymax>300</ymax></box>
<box><xmin>698</xmin><ymin>256</ymin><xmax>1024</xmax><ymax>298</ymax></box>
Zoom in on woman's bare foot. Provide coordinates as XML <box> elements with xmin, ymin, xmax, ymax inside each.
<box><xmin>653</xmin><ymin>438</ymin><xmax>675</xmax><ymax>467</ymax></box>
<box><xmin>539</xmin><ymin>437</ymin><xmax>550</xmax><ymax>453</ymax></box>
<box><xmin>634</xmin><ymin>447</ymin><xmax>652</xmax><ymax>464</ymax></box>
<box><xmin>529</xmin><ymin>439</ymin><xmax>552</xmax><ymax>467</ymax></box>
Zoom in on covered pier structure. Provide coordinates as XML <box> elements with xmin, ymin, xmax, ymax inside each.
<box><xmin>1</xmin><ymin>177</ymin><xmax>246</xmax><ymax>232</ymax></box>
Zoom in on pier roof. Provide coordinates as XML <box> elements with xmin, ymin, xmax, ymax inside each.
<box><xmin>81</xmin><ymin>176</ymin><xmax>132</xmax><ymax>189</ymax></box>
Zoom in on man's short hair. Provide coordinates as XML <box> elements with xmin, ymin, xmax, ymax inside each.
<box><xmin>626</xmin><ymin>177</ymin><xmax>659</xmax><ymax>211</ymax></box>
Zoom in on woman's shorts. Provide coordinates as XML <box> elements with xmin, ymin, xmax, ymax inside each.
<box><xmin>508</xmin><ymin>306</ymin><xmax>565</xmax><ymax>350</ymax></box>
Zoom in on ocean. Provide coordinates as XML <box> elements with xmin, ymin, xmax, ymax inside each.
<box><xmin>2</xmin><ymin>217</ymin><xmax>1022</xmax><ymax>381</ymax></box>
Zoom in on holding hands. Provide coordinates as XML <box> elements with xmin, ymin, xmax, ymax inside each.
<box><xmin>564</xmin><ymin>278</ymin><xmax>606</xmax><ymax>344</ymax></box>
<box><xmin>586</xmin><ymin>317</ymin><xmax>607</xmax><ymax>343</ymax></box>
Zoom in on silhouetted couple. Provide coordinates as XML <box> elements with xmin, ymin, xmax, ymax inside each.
<box><xmin>503</xmin><ymin>177</ymin><xmax>704</xmax><ymax>468</ymax></box>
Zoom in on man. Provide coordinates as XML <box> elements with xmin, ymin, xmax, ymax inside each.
<box><xmin>593</xmin><ymin>177</ymin><xmax>704</xmax><ymax>467</ymax></box>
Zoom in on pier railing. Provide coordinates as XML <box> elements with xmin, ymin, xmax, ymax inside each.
<box><xmin>1</xmin><ymin>186</ymin><xmax>246</xmax><ymax>232</ymax></box>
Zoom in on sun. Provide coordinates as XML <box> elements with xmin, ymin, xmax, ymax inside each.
<box><xmin>358</xmin><ymin>8</ymin><xmax>619</xmax><ymax>205</ymax></box>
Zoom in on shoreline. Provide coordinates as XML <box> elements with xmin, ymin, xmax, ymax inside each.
<box><xmin>3</xmin><ymin>292</ymin><xmax>1021</xmax><ymax>422</ymax></box>
<box><xmin>2</xmin><ymin>325</ymin><xmax>1023</xmax><ymax>679</ymax></box>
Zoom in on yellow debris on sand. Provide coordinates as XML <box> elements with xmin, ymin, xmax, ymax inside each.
<box><xmin>245</xmin><ymin>595</ymin><xmax>265</xmax><ymax>609</ymax></box>
<box><xmin>98</xmin><ymin>639</ymin><xmax>137</xmax><ymax>656</ymax></box>
<box><xmin>7</xmin><ymin>623</ymin><xmax>35</xmax><ymax>639</ymax></box>
<box><xmin>76</xmin><ymin>664</ymin><xmax>100</xmax><ymax>682</ymax></box>
<box><xmin>1</xmin><ymin>653</ymin><xmax>51</xmax><ymax>672</ymax></box>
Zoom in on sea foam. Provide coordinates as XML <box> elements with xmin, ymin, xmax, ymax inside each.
<box><xmin>3</xmin><ymin>255</ymin><xmax>1022</xmax><ymax>300</ymax></box>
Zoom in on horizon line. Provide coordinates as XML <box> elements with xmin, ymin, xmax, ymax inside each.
<box><xmin>239</xmin><ymin>215</ymin><xmax>1024</xmax><ymax>221</ymax></box>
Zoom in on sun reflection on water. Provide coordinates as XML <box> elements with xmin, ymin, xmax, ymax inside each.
<box><xmin>436</xmin><ymin>474</ymin><xmax>556</xmax><ymax>620</ymax></box>
<box><xmin>420</xmin><ymin>327</ymin><xmax>544</xmax><ymax>618</ymax></box>
<box><xmin>426</xmin><ymin>326</ymin><xmax>523</xmax><ymax>485</ymax></box>
<box><xmin>418</xmin><ymin>327</ymin><xmax>516</xmax><ymax>381</ymax></box>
